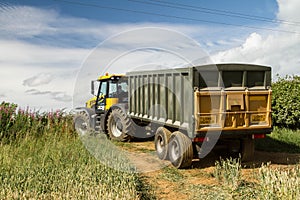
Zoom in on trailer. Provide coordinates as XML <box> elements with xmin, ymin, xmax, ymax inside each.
<box><xmin>74</xmin><ymin>63</ymin><xmax>272</xmax><ymax>168</ymax></box>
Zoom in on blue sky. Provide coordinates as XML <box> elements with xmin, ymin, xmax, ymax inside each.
<box><xmin>1</xmin><ymin>0</ymin><xmax>300</xmax><ymax>110</ymax></box>
<box><xmin>2</xmin><ymin>0</ymin><xmax>280</xmax><ymax>49</ymax></box>
<box><xmin>8</xmin><ymin>0</ymin><xmax>278</xmax><ymax>24</ymax></box>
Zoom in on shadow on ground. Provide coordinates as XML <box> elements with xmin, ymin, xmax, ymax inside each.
<box><xmin>191</xmin><ymin>137</ymin><xmax>300</xmax><ymax>169</ymax></box>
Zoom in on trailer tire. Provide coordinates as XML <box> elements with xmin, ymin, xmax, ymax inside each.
<box><xmin>168</xmin><ymin>131</ymin><xmax>193</xmax><ymax>169</ymax></box>
<box><xmin>74</xmin><ymin>112</ymin><xmax>92</xmax><ymax>136</ymax></box>
<box><xmin>154</xmin><ymin>127</ymin><xmax>172</xmax><ymax>160</ymax></box>
<box><xmin>107</xmin><ymin>108</ymin><xmax>132</xmax><ymax>142</ymax></box>
<box><xmin>241</xmin><ymin>138</ymin><xmax>255</xmax><ymax>161</ymax></box>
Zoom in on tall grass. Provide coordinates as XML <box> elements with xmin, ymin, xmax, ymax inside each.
<box><xmin>0</xmin><ymin>134</ymin><xmax>145</xmax><ymax>199</ymax></box>
<box><xmin>0</xmin><ymin>102</ymin><xmax>74</xmax><ymax>143</ymax></box>
<box><xmin>0</xmin><ymin>102</ymin><xmax>153</xmax><ymax>199</ymax></box>
<box><xmin>214</xmin><ymin>157</ymin><xmax>241</xmax><ymax>191</ymax></box>
<box><xmin>258</xmin><ymin>163</ymin><xmax>300</xmax><ymax>199</ymax></box>
<box><xmin>190</xmin><ymin>158</ymin><xmax>300</xmax><ymax>200</ymax></box>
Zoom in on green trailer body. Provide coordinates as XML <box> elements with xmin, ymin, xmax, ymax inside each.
<box><xmin>127</xmin><ymin>63</ymin><xmax>272</xmax><ymax>138</ymax></box>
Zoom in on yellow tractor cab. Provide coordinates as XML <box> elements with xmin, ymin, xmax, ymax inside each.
<box><xmin>75</xmin><ymin>73</ymin><xmax>129</xmax><ymax>136</ymax></box>
<box><xmin>87</xmin><ymin>73</ymin><xmax>128</xmax><ymax>113</ymax></box>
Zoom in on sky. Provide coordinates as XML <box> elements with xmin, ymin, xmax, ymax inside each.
<box><xmin>1</xmin><ymin>0</ymin><xmax>300</xmax><ymax>111</ymax></box>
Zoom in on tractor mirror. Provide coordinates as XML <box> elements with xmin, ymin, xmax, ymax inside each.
<box><xmin>91</xmin><ymin>80</ymin><xmax>95</xmax><ymax>95</ymax></box>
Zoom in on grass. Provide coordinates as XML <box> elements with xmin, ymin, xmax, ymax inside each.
<box><xmin>151</xmin><ymin>127</ymin><xmax>300</xmax><ymax>199</ymax></box>
<box><xmin>214</xmin><ymin>157</ymin><xmax>241</xmax><ymax>191</ymax></box>
<box><xmin>187</xmin><ymin>128</ymin><xmax>300</xmax><ymax>199</ymax></box>
<box><xmin>188</xmin><ymin>158</ymin><xmax>300</xmax><ymax>200</ymax></box>
<box><xmin>0</xmin><ymin>133</ymin><xmax>153</xmax><ymax>199</ymax></box>
<box><xmin>256</xmin><ymin>127</ymin><xmax>300</xmax><ymax>153</ymax></box>
<box><xmin>258</xmin><ymin>163</ymin><xmax>300</xmax><ymax>199</ymax></box>
<box><xmin>159</xmin><ymin>166</ymin><xmax>184</xmax><ymax>182</ymax></box>
<box><xmin>0</xmin><ymin>102</ymin><xmax>154</xmax><ymax>199</ymax></box>
<box><xmin>2</xmin><ymin>101</ymin><xmax>300</xmax><ymax>199</ymax></box>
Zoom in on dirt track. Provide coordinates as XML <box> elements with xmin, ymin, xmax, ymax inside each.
<box><xmin>125</xmin><ymin>141</ymin><xmax>300</xmax><ymax>169</ymax></box>
<box><xmin>122</xmin><ymin>141</ymin><xmax>300</xmax><ymax>200</ymax></box>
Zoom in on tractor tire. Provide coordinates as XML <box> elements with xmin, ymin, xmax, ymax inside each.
<box><xmin>168</xmin><ymin>131</ymin><xmax>193</xmax><ymax>169</ymax></box>
<box><xmin>154</xmin><ymin>127</ymin><xmax>172</xmax><ymax>160</ymax></box>
<box><xmin>74</xmin><ymin>112</ymin><xmax>92</xmax><ymax>136</ymax></box>
<box><xmin>107</xmin><ymin>108</ymin><xmax>132</xmax><ymax>142</ymax></box>
<box><xmin>241</xmin><ymin>138</ymin><xmax>255</xmax><ymax>161</ymax></box>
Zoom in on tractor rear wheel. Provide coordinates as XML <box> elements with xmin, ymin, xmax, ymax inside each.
<box><xmin>154</xmin><ymin>127</ymin><xmax>172</xmax><ymax>160</ymax></box>
<box><xmin>168</xmin><ymin>131</ymin><xmax>193</xmax><ymax>169</ymax></box>
<box><xmin>107</xmin><ymin>108</ymin><xmax>132</xmax><ymax>142</ymax></box>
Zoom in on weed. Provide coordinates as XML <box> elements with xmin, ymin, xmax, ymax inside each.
<box><xmin>214</xmin><ymin>157</ymin><xmax>241</xmax><ymax>191</ymax></box>
<box><xmin>159</xmin><ymin>166</ymin><xmax>184</xmax><ymax>182</ymax></box>
<box><xmin>258</xmin><ymin>163</ymin><xmax>300</xmax><ymax>200</ymax></box>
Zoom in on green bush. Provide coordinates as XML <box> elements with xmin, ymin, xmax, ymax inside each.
<box><xmin>272</xmin><ymin>75</ymin><xmax>300</xmax><ymax>129</ymax></box>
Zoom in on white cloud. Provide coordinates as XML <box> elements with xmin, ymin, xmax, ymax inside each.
<box><xmin>26</xmin><ymin>89</ymin><xmax>72</xmax><ymax>102</ymax></box>
<box><xmin>212</xmin><ymin>1</ymin><xmax>300</xmax><ymax>77</ymax></box>
<box><xmin>23</xmin><ymin>73</ymin><xmax>53</xmax><ymax>87</ymax></box>
<box><xmin>0</xmin><ymin>39</ymin><xmax>88</xmax><ymax>66</ymax></box>
<box><xmin>0</xmin><ymin>39</ymin><xmax>85</xmax><ymax>110</ymax></box>
<box><xmin>277</xmin><ymin>0</ymin><xmax>300</xmax><ymax>23</ymax></box>
<box><xmin>0</xmin><ymin>5</ymin><xmax>58</xmax><ymax>38</ymax></box>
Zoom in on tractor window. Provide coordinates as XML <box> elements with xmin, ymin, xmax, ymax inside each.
<box><xmin>108</xmin><ymin>79</ymin><xmax>128</xmax><ymax>98</ymax></box>
<box><xmin>117</xmin><ymin>79</ymin><xmax>128</xmax><ymax>102</ymax></box>
<box><xmin>118</xmin><ymin>81</ymin><xmax>128</xmax><ymax>93</ymax></box>
<box><xmin>108</xmin><ymin>82</ymin><xmax>117</xmax><ymax>98</ymax></box>
<box><xmin>99</xmin><ymin>81</ymin><xmax>107</xmax><ymax>96</ymax></box>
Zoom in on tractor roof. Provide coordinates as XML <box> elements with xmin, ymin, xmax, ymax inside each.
<box><xmin>98</xmin><ymin>73</ymin><xmax>125</xmax><ymax>80</ymax></box>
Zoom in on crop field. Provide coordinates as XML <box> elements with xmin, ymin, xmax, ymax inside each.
<box><xmin>1</xmin><ymin>99</ymin><xmax>300</xmax><ymax>200</ymax></box>
<box><xmin>0</xmin><ymin>102</ymin><xmax>153</xmax><ymax>199</ymax></box>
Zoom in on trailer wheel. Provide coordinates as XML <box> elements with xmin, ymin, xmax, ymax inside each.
<box><xmin>168</xmin><ymin>131</ymin><xmax>193</xmax><ymax>169</ymax></box>
<box><xmin>241</xmin><ymin>138</ymin><xmax>255</xmax><ymax>161</ymax></box>
<box><xmin>154</xmin><ymin>127</ymin><xmax>172</xmax><ymax>160</ymax></box>
<box><xmin>107</xmin><ymin>108</ymin><xmax>132</xmax><ymax>142</ymax></box>
<box><xmin>74</xmin><ymin>112</ymin><xmax>92</xmax><ymax>136</ymax></box>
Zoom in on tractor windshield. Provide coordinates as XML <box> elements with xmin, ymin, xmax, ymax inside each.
<box><xmin>108</xmin><ymin>77</ymin><xmax>128</xmax><ymax>102</ymax></box>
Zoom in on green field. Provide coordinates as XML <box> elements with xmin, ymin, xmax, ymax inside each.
<box><xmin>0</xmin><ymin>134</ymin><xmax>151</xmax><ymax>199</ymax></box>
<box><xmin>1</xmin><ymin>102</ymin><xmax>300</xmax><ymax>199</ymax></box>
<box><xmin>0</xmin><ymin>102</ymin><xmax>153</xmax><ymax>199</ymax></box>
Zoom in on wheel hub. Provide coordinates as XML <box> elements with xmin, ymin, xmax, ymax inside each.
<box><xmin>111</xmin><ymin>117</ymin><xmax>123</xmax><ymax>137</ymax></box>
